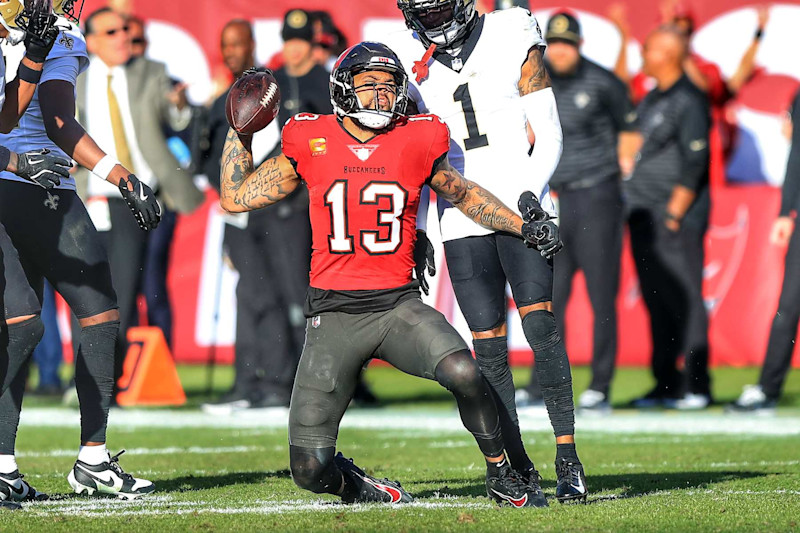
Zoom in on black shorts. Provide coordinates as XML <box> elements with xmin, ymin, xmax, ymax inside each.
<box><xmin>289</xmin><ymin>298</ymin><xmax>468</xmax><ymax>448</ymax></box>
<box><xmin>0</xmin><ymin>181</ymin><xmax>117</xmax><ymax>319</ymax></box>
<box><xmin>444</xmin><ymin>233</ymin><xmax>553</xmax><ymax>332</ymax></box>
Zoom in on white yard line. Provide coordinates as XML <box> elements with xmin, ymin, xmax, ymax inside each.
<box><xmin>18</xmin><ymin>407</ymin><xmax>800</xmax><ymax>436</ymax></box>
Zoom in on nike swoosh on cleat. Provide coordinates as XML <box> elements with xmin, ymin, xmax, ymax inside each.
<box><xmin>75</xmin><ymin>465</ymin><xmax>119</xmax><ymax>488</ymax></box>
<box><xmin>0</xmin><ymin>477</ymin><xmax>25</xmax><ymax>496</ymax></box>
<box><xmin>360</xmin><ymin>475</ymin><xmax>403</xmax><ymax>503</ymax></box>
<box><xmin>491</xmin><ymin>489</ymin><xmax>528</xmax><ymax>508</ymax></box>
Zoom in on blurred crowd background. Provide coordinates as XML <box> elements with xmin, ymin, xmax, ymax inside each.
<box><xmin>5</xmin><ymin>0</ymin><xmax>800</xmax><ymax>412</ymax></box>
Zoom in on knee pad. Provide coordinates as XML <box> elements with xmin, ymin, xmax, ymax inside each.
<box><xmin>1</xmin><ymin>316</ymin><xmax>44</xmax><ymax>393</ymax></box>
<box><xmin>434</xmin><ymin>351</ymin><xmax>483</xmax><ymax>397</ymax></box>
<box><xmin>289</xmin><ymin>445</ymin><xmax>340</xmax><ymax>494</ymax></box>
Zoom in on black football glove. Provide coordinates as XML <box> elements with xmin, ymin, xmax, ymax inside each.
<box><xmin>414</xmin><ymin>229</ymin><xmax>436</xmax><ymax>295</ymax></box>
<box><xmin>22</xmin><ymin>11</ymin><xmax>60</xmax><ymax>64</ymax></box>
<box><xmin>519</xmin><ymin>191</ymin><xmax>563</xmax><ymax>259</ymax></box>
<box><xmin>15</xmin><ymin>149</ymin><xmax>72</xmax><ymax>190</ymax></box>
<box><xmin>119</xmin><ymin>174</ymin><xmax>161</xmax><ymax>231</ymax></box>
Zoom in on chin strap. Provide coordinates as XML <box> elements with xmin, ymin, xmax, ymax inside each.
<box><xmin>413</xmin><ymin>44</ymin><xmax>437</xmax><ymax>84</ymax></box>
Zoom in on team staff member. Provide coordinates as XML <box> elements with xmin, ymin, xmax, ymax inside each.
<box><xmin>730</xmin><ymin>87</ymin><xmax>800</xmax><ymax>412</ymax></box>
<box><xmin>624</xmin><ymin>26</ymin><xmax>712</xmax><ymax>409</ymax></box>
<box><xmin>518</xmin><ymin>12</ymin><xmax>636</xmax><ymax>412</ymax></box>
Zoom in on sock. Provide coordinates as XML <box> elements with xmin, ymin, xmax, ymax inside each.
<box><xmin>556</xmin><ymin>443</ymin><xmax>580</xmax><ymax>463</ymax></box>
<box><xmin>521</xmin><ymin>311</ymin><xmax>575</xmax><ymax>437</ymax></box>
<box><xmin>486</xmin><ymin>456</ymin><xmax>508</xmax><ymax>477</ymax></box>
<box><xmin>473</xmin><ymin>336</ymin><xmax>533</xmax><ymax>472</ymax></box>
<box><xmin>75</xmin><ymin>321</ymin><xmax>119</xmax><ymax>444</ymax></box>
<box><xmin>78</xmin><ymin>444</ymin><xmax>109</xmax><ymax>465</ymax></box>
<box><xmin>0</xmin><ymin>356</ymin><xmax>29</xmax><ymax>458</ymax></box>
<box><xmin>0</xmin><ymin>454</ymin><xmax>18</xmax><ymax>474</ymax></box>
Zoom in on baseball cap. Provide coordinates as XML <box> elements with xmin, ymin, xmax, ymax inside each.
<box><xmin>545</xmin><ymin>11</ymin><xmax>581</xmax><ymax>45</ymax></box>
<box><xmin>282</xmin><ymin>9</ymin><xmax>314</xmax><ymax>42</ymax></box>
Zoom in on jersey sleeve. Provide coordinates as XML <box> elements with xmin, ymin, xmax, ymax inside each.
<box><xmin>40</xmin><ymin>56</ymin><xmax>80</xmax><ymax>86</ymax></box>
<box><xmin>424</xmin><ymin>116</ymin><xmax>451</xmax><ymax>181</ymax></box>
<box><xmin>513</xmin><ymin>8</ymin><xmax>545</xmax><ymax>53</ymax></box>
<box><xmin>602</xmin><ymin>71</ymin><xmax>638</xmax><ymax>132</ymax></box>
<box><xmin>280</xmin><ymin>116</ymin><xmax>303</xmax><ymax>169</ymax></box>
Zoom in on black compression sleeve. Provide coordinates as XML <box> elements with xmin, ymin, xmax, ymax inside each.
<box><xmin>677</xmin><ymin>94</ymin><xmax>711</xmax><ymax>191</ymax></box>
<box><xmin>780</xmin><ymin>90</ymin><xmax>800</xmax><ymax>216</ymax></box>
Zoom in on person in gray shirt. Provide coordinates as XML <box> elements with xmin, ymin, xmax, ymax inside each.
<box><xmin>625</xmin><ymin>26</ymin><xmax>712</xmax><ymax>409</ymax></box>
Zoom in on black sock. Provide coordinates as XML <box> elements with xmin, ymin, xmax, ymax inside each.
<box><xmin>473</xmin><ymin>336</ymin><xmax>532</xmax><ymax>471</ymax></box>
<box><xmin>556</xmin><ymin>443</ymin><xmax>580</xmax><ymax>463</ymax></box>
<box><xmin>1</xmin><ymin>316</ymin><xmax>43</xmax><ymax>394</ymax></box>
<box><xmin>521</xmin><ymin>311</ymin><xmax>576</xmax><ymax>438</ymax></box>
<box><xmin>486</xmin><ymin>456</ymin><xmax>508</xmax><ymax>477</ymax></box>
<box><xmin>0</xmin><ymin>370</ymin><xmax>27</xmax><ymax>455</ymax></box>
<box><xmin>75</xmin><ymin>320</ymin><xmax>119</xmax><ymax>444</ymax></box>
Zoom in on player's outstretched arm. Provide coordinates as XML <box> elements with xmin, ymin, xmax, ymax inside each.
<box><xmin>429</xmin><ymin>158</ymin><xmax>523</xmax><ymax>236</ymax></box>
<box><xmin>219</xmin><ymin>127</ymin><xmax>300</xmax><ymax>213</ymax></box>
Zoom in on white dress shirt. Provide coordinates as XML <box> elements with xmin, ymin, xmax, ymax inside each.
<box><xmin>85</xmin><ymin>57</ymin><xmax>157</xmax><ymax>197</ymax></box>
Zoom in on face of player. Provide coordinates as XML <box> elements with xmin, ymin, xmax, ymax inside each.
<box><xmin>221</xmin><ymin>23</ymin><xmax>255</xmax><ymax>78</ymax></box>
<box><xmin>545</xmin><ymin>40</ymin><xmax>581</xmax><ymax>75</ymax></box>
<box><xmin>642</xmin><ymin>32</ymin><xmax>682</xmax><ymax>78</ymax></box>
<box><xmin>128</xmin><ymin>19</ymin><xmax>146</xmax><ymax>58</ymax></box>
<box><xmin>86</xmin><ymin>11</ymin><xmax>132</xmax><ymax>68</ymax></box>
<box><xmin>416</xmin><ymin>2</ymin><xmax>455</xmax><ymax>30</ymax></box>
<box><xmin>282</xmin><ymin>38</ymin><xmax>313</xmax><ymax>70</ymax></box>
<box><xmin>353</xmin><ymin>70</ymin><xmax>397</xmax><ymax>112</ymax></box>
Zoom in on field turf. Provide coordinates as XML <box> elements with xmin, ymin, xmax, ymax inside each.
<box><xmin>1</xmin><ymin>365</ymin><xmax>798</xmax><ymax>532</ymax></box>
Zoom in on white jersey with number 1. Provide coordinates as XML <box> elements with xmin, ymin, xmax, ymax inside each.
<box><xmin>383</xmin><ymin>7</ymin><xmax>555</xmax><ymax>242</ymax></box>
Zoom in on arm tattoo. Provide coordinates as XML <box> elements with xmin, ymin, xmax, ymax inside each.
<box><xmin>220</xmin><ymin>128</ymin><xmax>298</xmax><ymax>212</ymax></box>
<box><xmin>518</xmin><ymin>46</ymin><xmax>551</xmax><ymax>96</ymax></box>
<box><xmin>430</xmin><ymin>161</ymin><xmax>522</xmax><ymax>236</ymax></box>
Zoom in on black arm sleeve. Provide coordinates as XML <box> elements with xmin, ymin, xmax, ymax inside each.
<box><xmin>780</xmin><ymin>89</ymin><xmax>800</xmax><ymax>216</ymax></box>
<box><xmin>603</xmin><ymin>72</ymin><xmax>637</xmax><ymax>132</ymax></box>
<box><xmin>677</xmin><ymin>94</ymin><xmax>711</xmax><ymax>191</ymax></box>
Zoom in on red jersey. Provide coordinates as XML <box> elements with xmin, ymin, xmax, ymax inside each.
<box><xmin>281</xmin><ymin>113</ymin><xmax>450</xmax><ymax>291</ymax></box>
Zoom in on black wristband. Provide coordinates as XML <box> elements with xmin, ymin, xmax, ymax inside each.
<box><xmin>0</xmin><ymin>146</ymin><xmax>11</xmax><ymax>172</ymax></box>
<box><xmin>17</xmin><ymin>63</ymin><xmax>43</xmax><ymax>84</ymax></box>
<box><xmin>755</xmin><ymin>28</ymin><xmax>764</xmax><ymax>40</ymax></box>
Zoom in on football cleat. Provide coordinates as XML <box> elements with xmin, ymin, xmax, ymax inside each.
<box><xmin>675</xmin><ymin>393</ymin><xmax>712</xmax><ymax>411</ymax></box>
<box><xmin>555</xmin><ymin>457</ymin><xmax>588</xmax><ymax>503</ymax></box>
<box><xmin>334</xmin><ymin>452</ymin><xmax>413</xmax><ymax>504</ymax></box>
<box><xmin>0</xmin><ymin>470</ymin><xmax>48</xmax><ymax>502</ymax></box>
<box><xmin>486</xmin><ymin>462</ymin><xmax>548</xmax><ymax>508</ymax></box>
<box><xmin>67</xmin><ymin>450</ymin><xmax>154</xmax><ymax>500</ymax></box>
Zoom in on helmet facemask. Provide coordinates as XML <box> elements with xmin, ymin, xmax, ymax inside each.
<box><xmin>331</xmin><ymin>49</ymin><xmax>409</xmax><ymax>131</ymax></box>
<box><xmin>397</xmin><ymin>0</ymin><xmax>477</xmax><ymax>49</ymax></box>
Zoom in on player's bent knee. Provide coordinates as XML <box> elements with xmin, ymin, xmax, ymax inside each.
<box><xmin>435</xmin><ymin>351</ymin><xmax>484</xmax><ymax>397</ymax></box>
<box><xmin>289</xmin><ymin>445</ymin><xmax>337</xmax><ymax>494</ymax></box>
<box><xmin>471</xmin><ymin>323</ymin><xmax>507</xmax><ymax>339</ymax></box>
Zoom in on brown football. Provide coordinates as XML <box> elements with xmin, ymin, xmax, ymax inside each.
<box><xmin>225</xmin><ymin>70</ymin><xmax>281</xmax><ymax>135</ymax></box>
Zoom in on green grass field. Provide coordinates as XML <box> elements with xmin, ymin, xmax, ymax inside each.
<box><xmin>2</xmin><ymin>365</ymin><xmax>799</xmax><ymax>531</ymax></box>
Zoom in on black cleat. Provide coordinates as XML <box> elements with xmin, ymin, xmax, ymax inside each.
<box><xmin>0</xmin><ymin>470</ymin><xmax>48</xmax><ymax>502</ymax></box>
<box><xmin>487</xmin><ymin>462</ymin><xmax>548</xmax><ymax>508</ymax></box>
<box><xmin>67</xmin><ymin>450</ymin><xmax>154</xmax><ymax>500</ymax></box>
<box><xmin>334</xmin><ymin>452</ymin><xmax>413</xmax><ymax>504</ymax></box>
<box><xmin>555</xmin><ymin>457</ymin><xmax>587</xmax><ymax>503</ymax></box>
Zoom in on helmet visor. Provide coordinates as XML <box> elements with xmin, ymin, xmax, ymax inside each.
<box><xmin>415</xmin><ymin>2</ymin><xmax>455</xmax><ymax>30</ymax></box>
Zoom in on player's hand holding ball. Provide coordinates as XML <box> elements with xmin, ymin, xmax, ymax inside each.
<box><xmin>225</xmin><ymin>68</ymin><xmax>281</xmax><ymax>135</ymax></box>
<box><xmin>519</xmin><ymin>191</ymin><xmax>563</xmax><ymax>259</ymax></box>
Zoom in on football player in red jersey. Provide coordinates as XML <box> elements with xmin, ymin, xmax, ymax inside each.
<box><xmin>220</xmin><ymin>42</ymin><xmax>556</xmax><ymax>507</ymax></box>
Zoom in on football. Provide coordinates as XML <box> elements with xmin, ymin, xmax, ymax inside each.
<box><xmin>225</xmin><ymin>70</ymin><xmax>281</xmax><ymax>135</ymax></box>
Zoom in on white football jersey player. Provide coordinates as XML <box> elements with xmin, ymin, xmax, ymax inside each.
<box><xmin>0</xmin><ymin>19</ymin><xmax>88</xmax><ymax>190</ymax></box>
<box><xmin>384</xmin><ymin>7</ymin><xmax>557</xmax><ymax>242</ymax></box>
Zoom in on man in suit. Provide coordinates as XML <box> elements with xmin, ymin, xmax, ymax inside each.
<box><xmin>74</xmin><ymin>7</ymin><xmax>203</xmax><ymax>389</ymax></box>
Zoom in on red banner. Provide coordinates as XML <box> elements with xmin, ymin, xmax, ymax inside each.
<box><xmin>68</xmin><ymin>0</ymin><xmax>800</xmax><ymax>370</ymax></box>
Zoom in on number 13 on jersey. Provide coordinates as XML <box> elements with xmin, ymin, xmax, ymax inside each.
<box><xmin>324</xmin><ymin>180</ymin><xmax>408</xmax><ymax>255</ymax></box>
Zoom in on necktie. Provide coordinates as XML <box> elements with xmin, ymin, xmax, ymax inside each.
<box><xmin>107</xmin><ymin>72</ymin><xmax>135</xmax><ymax>173</ymax></box>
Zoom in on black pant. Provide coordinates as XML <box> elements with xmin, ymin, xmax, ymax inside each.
<box><xmin>142</xmin><ymin>207</ymin><xmax>177</xmax><ymax>348</ymax></box>
<box><xmin>553</xmin><ymin>180</ymin><xmax>623</xmax><ymax>396</ymax></box>
<box><xmin>225</xmin><ymin>187</ymin><xmax>311</xmax><ymax>401</ymax></box>
<box><xmin>628</xmin><ymin>205</ymin><xmax>710</xmax><ymax>397</ymax></box>
<box><xmin>759</xmin><ymin>223</ymin><xmax>800</xmax><ymax>398</ymax></box>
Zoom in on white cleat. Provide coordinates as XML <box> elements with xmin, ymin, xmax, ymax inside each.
<box><xmin>675</xmin><ymin>393</ymin><xmax>711</xmax><ymax>411</ymax></box>
<box><xmin>0</xmin><ymin>470</ymin><xmax>48</xmax><ymax>502</ymax></box>
<box><xmin>67</xmin><ymin>450</ymin><xmax>154</xmax><ymax>500</ymax></box>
